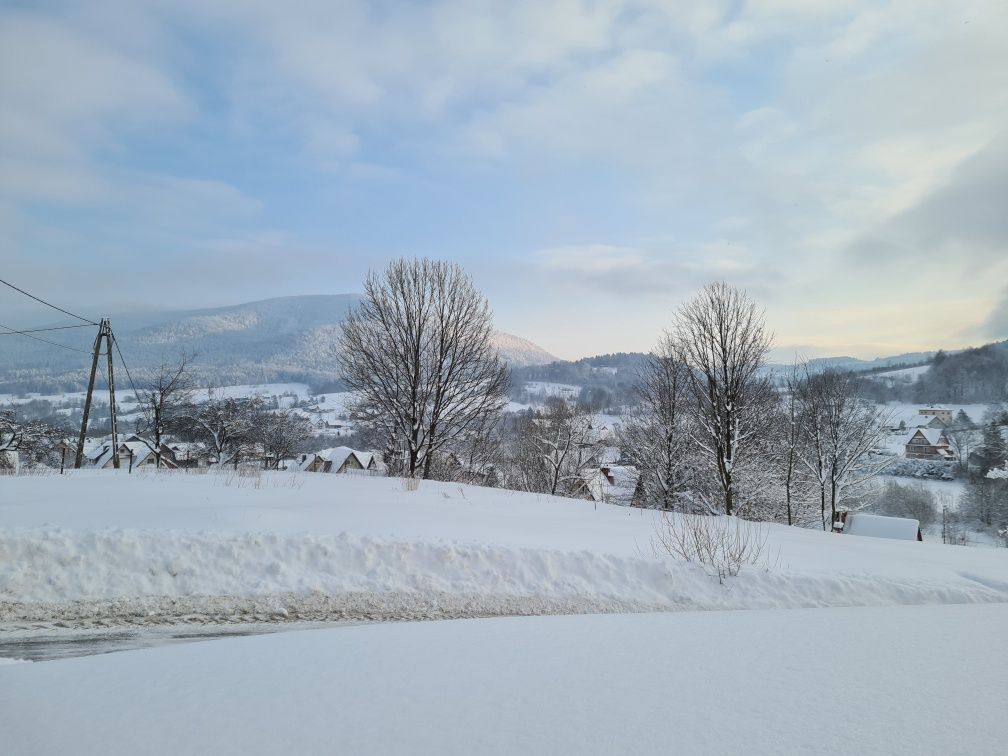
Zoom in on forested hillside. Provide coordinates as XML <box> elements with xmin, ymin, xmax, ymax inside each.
<box><xmin>862</xmin><ymin>341</ymin><xmax>1008</xmax><ymax>403</ymax></box>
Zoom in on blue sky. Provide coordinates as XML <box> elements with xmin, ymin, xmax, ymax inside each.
<box><xmin>2</xmin><ymin>0</ymin><xmax>1007</xmax><ymax>360</ymax></box>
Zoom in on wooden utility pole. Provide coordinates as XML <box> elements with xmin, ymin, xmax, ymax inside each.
<box><xmin>74</xmin><ymin>319</ymin><xmax>120</xmax><ymax>469</ymax></box>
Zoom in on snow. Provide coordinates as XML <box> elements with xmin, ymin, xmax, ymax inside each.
<box><xmin>2</xmin><ymin>471</ymin><xmax>1007</xmax><ymax>627</ymax></box>
<box><xmin>843</xmin><ymin>513</ymin><xmax>920</xmax><ymax>540</ymax></box>
<box><xmin>522</xmin><ymin>381</ymin><xmax>580</xmax><ymax>399</ymax></box>
<box><xmin>2</xmin><ymin>604</ymin><xmax>1006</xmax><ymax>755</ymax></box>
<box><xmin>877</xmin><ymin>475</ymin><xmax>965</xmax><ymax>505</ymax></box>
<box><xmin>872</xmin><ymin>364</ymin><xmax>931</xmax><ymax>384</ymax></box>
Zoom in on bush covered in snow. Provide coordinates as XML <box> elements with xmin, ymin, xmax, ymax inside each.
<box><xmin>880</xmin><ymin>456</ymin><xmax>956</xmax><ymax>480</ymax></box>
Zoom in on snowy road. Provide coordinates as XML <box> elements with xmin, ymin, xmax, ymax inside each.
<box><xmin>2</xmin><ymin>603</ymin><xmax>1006</xmax><ymax>755</ymax></box>
<box><xmin>0</xmin><ymin>622</ymin><xmax>355</xmax><ymax>662</ymax></box>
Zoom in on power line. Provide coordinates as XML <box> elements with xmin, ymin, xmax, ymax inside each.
<box><xmin>0</xmin><ymin>320</ymin><xmax>92</xmax><ymax>354</ymax></box>
<box><xmin>0</xmin><ymin>323</ymin><xmax>94</xmax><ymax>335</ymax></box>
<box><xmin>0</xmin><ymin>277</ymin><xmax>98</xmax><ymax>326</ymax></box>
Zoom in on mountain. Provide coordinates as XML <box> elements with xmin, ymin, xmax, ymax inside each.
<box><xmin>490</xmin><ymin>332</ymin><xmax>557</xmax><ymax>367</ymax></box>
<box><xmin>0</xmin><ymin>295</ymin><xmax>557</xmax><ymax>393</ymax></box>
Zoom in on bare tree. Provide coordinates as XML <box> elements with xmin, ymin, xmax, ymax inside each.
<box><xmin>778</xmin><ymin>363</ymin><xmax>805</xmax><ymax>525</ymax></box>
<box><xmin>180</xmin><ymin>389</ymin><xmax>264</xmax><ymax>467</ymax></box>
<box><xmin>257</xmin><ymin>409</ymin><xmax>313</xmax><ymax>469</ymax></box>
<box><xmin>672</xmin><ymin>282</ymin><xmax>773</xmax><ymax>516</ymax></box>
<box><xmin>798</xmin><ymin>369</ymin><xmax>891</xmax><ymax>529</ymax></box>
<box><xmin>134</xmin><ymin>352</ymin><xmax>193</xmax><ymax>468</ymax></box>
<box><xmin>1</xmin><ymin>409</ymin><xmax>24</xmax><ymax>459</ymax></box>
<box><xmin>509</xmin><ymin>398</ymin><xmax>602</xmax><ymax>496</ymax></box>
<box><xmin>339</xmin><ymin>258</ymin><xmax>509</xmax><ymax>479</ymax></box>
<box><xmin>618</xmin><ymin>335</ymin><xmax>698</xmax><ymax>510</ymax></box>
<box><xmin>1</xmin><ymin>410</ymin><xmax>67</xmax><ymax>470</ymax></box>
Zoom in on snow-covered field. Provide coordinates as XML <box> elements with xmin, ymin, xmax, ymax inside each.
<box><xmin>872</xmin><ymin>364</ymin><xmax>931</xmax><ymax>384</ymax></box>
<box><xmin>2</xmin><ymin>604</ymin><xmax>1005</xmax><ymax>755</ymax></box>
<box><xmin>2</xmin><ymin>471</ymin><xmax>1007</xmax><ymax>754</ymax></box>
<box><xmin>522</xmin><ymin>381</ymin><xmax>581</xmax><ymax>399</ymax></box>
<box><xmin>2</xmin><ymin>471</ymin><xmax>1006</xmax><ymax>629</ymax></box>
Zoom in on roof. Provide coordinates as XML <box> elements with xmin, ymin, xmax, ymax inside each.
<box><xmin>843</xmin><ymin>513</ymin><xmax>920</xmax><ymax>541</ymax></box>
<box><xmin>908</xmin><ymin>428</ymin><xmax>946</xmax><ymax>446</ymax></box>
<box><xmin>581</xmin><ymin>465</ymin><xmax>640</xmax><ymax>504</ymax></box>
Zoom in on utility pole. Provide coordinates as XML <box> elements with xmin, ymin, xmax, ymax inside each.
<box><xmin>74</xmin><ymin>319</ymin><xmax>120</xmax><ymax>469</ymax></box>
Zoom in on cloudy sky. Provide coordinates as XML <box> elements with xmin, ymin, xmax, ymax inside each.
<box><xmin>2</xmin><ymin>0</ymin><xmax>1007</xmax><ymax>360</ymax></box>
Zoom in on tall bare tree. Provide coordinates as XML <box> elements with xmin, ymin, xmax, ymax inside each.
<box><xmin>798</xmin><ymin>369</ymin><xmax>891</xmax><ymax>529</ymax></box>
<box><xmin>339</xmin><ymin>258</ymin><xmax>509</xmax><ymax>479</ymax></box>
<box><xmin>778</xmin><ymin>363</ymin><xmax>805</xmax><ymax>525</ymax></box>
<box><xmin>134</xmin><ymin>352</ymin><xmax>193</xmax><ymax>468</ymax></box>
<box><xmin>619</xmin><ymin>335</ymin><xmax>697</xmax><ymax>510</ymax></box>
<box><xmin>673</xmin><ymin>282</ymin><xmax>773</xmax><ymax>516</ymax></box>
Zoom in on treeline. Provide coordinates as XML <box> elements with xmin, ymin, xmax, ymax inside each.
<box><xmin>334</xmin><ymin>261</ymin><xmax>895</xmax><ymax>530</ymax></box>
<box><xmin>508</xmin><ymin>353</ymin><xmax>647</xmax><ymax>409</ymax></box>
<box><xmin>0</xmin><ymin>364</ymin><xmax>348</xmax><ymax>397</ymax></box>
<box><xmin>861</xmin><ymin>342</ymin><xmax>1008</xmax><ymax>403</ymax></box>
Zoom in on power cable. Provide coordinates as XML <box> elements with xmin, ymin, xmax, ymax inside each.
<box><xmin>0</xmin><ymin>320</ymin><xmax>92</xmax><ymax>354</ymax></box>
<box><xmin>0</xmin><ymin>277</ymin><xmax>98</xmax><ymax>325</ymax></box>
<box><xmin>0</xmin><ymin>323</ymin><xmax>94</xmax><ymax>335</ymax></box>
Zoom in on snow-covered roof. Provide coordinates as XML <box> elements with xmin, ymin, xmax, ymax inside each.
<box><xmin>308</xmin><ymin>446</ymin><xmax>365</xmax><ymax>471</ymax></box>
<box><xmin>911</xmin><ymin>428</ymin><xmax>947</xmax><ymax>446</ymax></box>
<box><xmin>582</xmin><ymin>465</ymin><xmax>639</xmax><ymax>504</ymax></box>
<box><xmin>843</xmin><ymin>513</ymin><xmax>920</xmax><ymax>541</ymax></box>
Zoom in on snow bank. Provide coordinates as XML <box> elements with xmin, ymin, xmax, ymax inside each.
<box><xmin>1</xmin><ymin>471</ymin><xmax>1007</xmax><ymax>627</ymax></box>
<box><xmin>2</xmin><ymin>604</ymin><xmax>1006</xmax><ymax>755</ymax></box>
<box><xmin>4</xmin><ymin>527</ymin><xmax>1006</xmax><ymax>626</ymax></box>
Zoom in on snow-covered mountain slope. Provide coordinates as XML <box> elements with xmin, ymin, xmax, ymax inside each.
<box><xmin>0</xmin><ymin>295</ymin><xmax>556</xmax><ymax>390</ymax></box>
<box><xmin>490</xmin><ymin>331</ymin><xmax>557</xmax><ymax>367</ymax></box>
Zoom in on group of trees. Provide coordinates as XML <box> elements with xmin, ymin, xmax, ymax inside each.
<box><xmin>616</xmin><ymin>285</ymin><xmax>889</xmax><ymax>528</ymax></box>
<box><xmin>140</xmin><ymin>358</ymin><xmax>313</xmax><ymax>469</ymax></box>
<box><xmin>338</xmin><ymin>262</ymin><xmax>893</xmax><ymax>529</ymax></box>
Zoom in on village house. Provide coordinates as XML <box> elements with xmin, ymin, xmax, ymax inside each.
<box><xmin>918</xmin><ymin>407</ymin><xmax>954</xmax><ymax>426</ymax></box>
<box><xmin>295</xmin><ymin>446</ymin><xmax>379</xmax><ymax>474</ymax></box>
<box><xmin>573</xmin><ymin>464</ymin><xmax>643</xmax><ymax>506</ymax></box>
<box><xmin>85</xmin><ymin>437</ymin><xmax>180</xmax><ymax>470</ymax></box>
<box><xmin>169</xmin><ymin>441</ymin><xmax>212</xmax><ymax>469</ymax></box>
<box><xmin>904</xmin><ymin>427</ymin><xmax>956</xmax><ymax>462</ymax></box>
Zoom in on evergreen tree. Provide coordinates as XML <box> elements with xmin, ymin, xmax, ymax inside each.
<box><xmin>976</xmin><ymin>422</ymin><xmax>1008</xmax><ymax>475</ymax></box>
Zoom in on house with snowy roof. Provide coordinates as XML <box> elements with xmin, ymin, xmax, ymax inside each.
<box><xmin>918</xmin><ymin>407</ymin><xmax>954</xmax><ymax>426</ymax></box>
<box><xmin>573</xmin><ymin>465</ymin><xmax>642</xmax><ymax>506</ymax></box>
<box><xmin>169</xmin><ymin>441</ymin><xmax>211</xmax><ymax>468</ymax></box>
<box><xmin>85</xmin><ymin>437</ymin><xmax>179</xmax><ymax>470</ymax></box>
<box><xmin>904</xmin><ymin>427</ymin><xmax>956</xmax><ymax>462</ymax></box>
<box><xmin>296</xmin><ymin>446</ymin><xmax>378</xmax><ymax>474</ymax></box>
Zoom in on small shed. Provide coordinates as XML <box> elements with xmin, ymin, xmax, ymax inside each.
<box><xmin>835</xmin><ymin>512</ymin><xmax>922</xmax><ymax>541</ymax></box>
